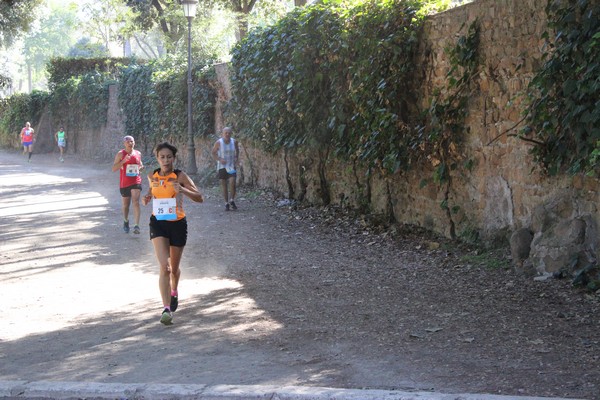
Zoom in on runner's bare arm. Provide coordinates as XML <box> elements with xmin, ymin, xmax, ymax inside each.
<box><xmin>142</xmin><ymin>173</ymin><xmax>153</xmax><ymax>205</ymax></box>
<box><xmin>177</xmin><ymin>172</ymin><xmax>203</xmax><ymax>203</ymax></box>
<box><xmin>111</xmin><ymin>152</ymin><xmax>125</xmax><ymax>172</ymax></box>
<box><xmin>211</xmin><ymin>141</ymin><xmax>222</xmax><ymax>163</ymax></box>
<box><xmin>138</xmin><ymin>150</ymin><xmax>145</xmax><ymax>171</ymax></box>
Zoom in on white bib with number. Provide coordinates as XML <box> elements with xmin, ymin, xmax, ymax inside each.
<box><xmin>153</xmin><ymin>198</ymin><xmax>177</xmax><ymax>220</ymax></box>
<box><xmin>126</xmin><ymin>164</ymin><xmax>140</xmax><ymax>177</ymax></box>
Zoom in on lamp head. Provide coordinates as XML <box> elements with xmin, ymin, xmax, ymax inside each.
<box><xmin>181</xmin><ymin>0</ymin><xmax>198</xmax><ymax>18</ymax></box>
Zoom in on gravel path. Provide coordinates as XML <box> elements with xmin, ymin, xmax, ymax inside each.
<box><xmin>0</xmin><ymin>149</ymin><xmax>598</xmax><ymax>400</ymax></box>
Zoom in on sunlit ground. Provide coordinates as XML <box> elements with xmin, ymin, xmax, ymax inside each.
<box><xmin>0</xmin><ymin>163</ymin><xmax>283</xmax><ymax>342</ymax></box>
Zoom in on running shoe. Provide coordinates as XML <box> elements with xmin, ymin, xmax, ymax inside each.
<box><xmin>170</xmin><ymin>295</ymin><xmax>178</xmax><ymax>312</ymax></box>
<box><xmin>230</xmin><ymin>201</ymin><xmax>237</xmax><ymax>210</ymax></box>
<box><xmin>160</xmin><ymin>308</ymin><xmax>173</xmax><ymax>325</ymax></box>
<box><xmin>133</xmin><ymin>225</ymin><xmax>140</xmax><ymax>234</ymax></box>
<box><xmin>123</xmin><ymin>220</ymin><xmax>130</xmax><ymax>233</ymax></box>
<box><xmin>225</xmin><ymin>203</ymin><xmax>230</xmax><ymax>211</ymax></box>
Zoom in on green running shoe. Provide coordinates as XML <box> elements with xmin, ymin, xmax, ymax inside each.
<box><xmin>160</xmin><ymin>308</ymin><xmax>173</xmax><ymax>325</ymax></box>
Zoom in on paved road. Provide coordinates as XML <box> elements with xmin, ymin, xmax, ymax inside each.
<box><xmin>0</xmin><ymin>150</ymin><xmax>585</xmax><ymax>400</ymax></box>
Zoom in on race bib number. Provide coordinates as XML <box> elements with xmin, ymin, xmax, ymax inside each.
<box><xmin>126</xmin><ymin>164</ymin><xmax>140</xmax><ymax>177</ymax></box>
<box><xmin>153</xmin><ymin>198</ymin><xmax>177</xmax><ymax>220</ymax></box>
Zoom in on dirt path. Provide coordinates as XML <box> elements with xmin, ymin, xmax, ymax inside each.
<box><xmin>0</xmin><ymin>150</ymin><xmax>598</xmax><ymax>399</ymax></box>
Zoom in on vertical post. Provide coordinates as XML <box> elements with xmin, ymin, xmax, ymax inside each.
<box><xmin>186</xmin><ymin>15</ymin><xmax>197</xmax><ymax>174</ymax></box>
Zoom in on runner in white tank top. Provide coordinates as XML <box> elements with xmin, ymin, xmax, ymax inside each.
<box><xmin>211</xmin><ymin>127</ymin><xmax>240</xmax><ymax>211</ymax></box>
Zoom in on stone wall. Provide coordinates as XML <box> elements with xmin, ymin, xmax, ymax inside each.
<box><xmin>202</xmin><ymin>0</ymin><xmax>600</xmax><ymax>276</ymax></box>
<box><xmin>426</xmin><ymin>0</ymin><xmax>553</xmax><ymax>236</ymax></box>
<box><xmin>414</xmin><ymin>0</ymin><xmax>600</xmax><ymax>260</ymax></box>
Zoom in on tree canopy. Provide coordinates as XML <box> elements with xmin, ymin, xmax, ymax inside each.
<box><xmin>123</xmin><ymin>0</ymin><xmax>294</xmax><ymax>45</ymax></box>
<box><xmin>0</xmin><ymin>0</ymin><xmax>44</xmax><ymax>49</ymax></box>
<box><xmin>68</xmin><ymin>38</ymin><xmax>110</xmax><ymax>58</ymax></box>
<box><xmin>22</xmin><ymin>4</ymin><xmax>79</xmax><ymax>86</ymax></box>
<box><xmin>0</xmin><ymin>0</ymin><xmax>44</xmax><ymax>89</ymax></box>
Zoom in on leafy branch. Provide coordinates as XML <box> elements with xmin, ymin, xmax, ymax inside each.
<box><xmin>522</xmin><ymin>0</ymin><xmax>600</xmax><ymax>176</ymax></box>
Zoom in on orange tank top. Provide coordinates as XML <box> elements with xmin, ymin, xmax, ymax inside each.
<box><xmin>149</xmin><ymin>169</ymin><xmax>185</xmax><ymax>221</ymax></box>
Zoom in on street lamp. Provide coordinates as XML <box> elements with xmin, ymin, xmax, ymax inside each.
<box><xmin>182</xmin><ymin>0</ymin><xmax>198</xmax><ymax>174</ymax></box>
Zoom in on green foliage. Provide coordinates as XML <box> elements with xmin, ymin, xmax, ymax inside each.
<box><xmin>3</xmin><ymin>57</ymin><xmax>128</xmax><ymax>143</ymax></box>
<box><xmin>523</xmin><ymin>0</ymin><xmax>600</xmax><ymax>176</ymax></box>
<box><xmin>46</xmin><ymin>58</ymin><xmax>129</xmax><ymax>130</ymax></box>
<box><xmin>1</xmin><ymin>0</ymin><xmax>44</xmax><ymax>91</ymax></box>
<box><xmin>77</xmin><ymin>72</ymin><xmax>112</xmax><ymax>129</ymax></box>
<box><xmin>79</xmin><ymin>0</ymin><xmax>131</xmax><ymax>52</ymax></box>
<box><xmin>0</xmin><ymin>0</ymin><xmax>44</xmax><ymax>49</ymax></box>
<box><xmin>420</xmin><ymin>20</ymin><xmax>480</xmax><ymax>239</ymax></box>
<box><xmin>47</xmin><ymin>76</ymin><xmax>79</xmax><ymax>131</ymax></box>
<box><xmin>0</xmin><ymin>74</ymin><xmax>12</xmax><ymax>90</ymax></box>
<box><xmin>119</xmin><ymin>63</ymin><xmax>154</xmax><ymax>142</ymax></box>
<box><xmin>460</xmin><ymin>250</ymin><xmax>511</xmax><ymax>270</ymax></box>
<box><xmin>124</xmin><ymin>0</ymin><xmax>187</xmax><ymax>50</ymax></box>
<box><xmin>22</xmin><ymin>5</ymin><xmax>79</xmax><ymax>81</ymax></box>
<box><xmin>1</xmin><ymin>54</ymin><xmax>216</xmax><ymax>151</ymax></box>
<box><xmin>46</xmin><ymin>57</ymin><xmax>130</xmax><ymax>90</ymax></box>
<box><xmin>457</xmin><ymin>225</ymin><xmax>480</xmax><ymax>245</ymax></box>
<box><xmin>68</xmin><ymin>38</ymin><xmax>110</xmax><ymax>58</ymax></box>
<box><xmin>229</xmin><ymin>0</ymin><xmax>476</xmax><ymax>179</ymax></box>
<box><xmin>228</xmin><ymin>0</ymin><xmax>478</xmax><ymax>219</ymax></box>
<box><xmin>0</xmin><ymin>90</ymin><xmax>49</xmax><ymax>145</ymax></box>
<box><xmin>229</xmin><ymin>4</ymin><xmax>348</xmax><ymax>153</ymax></box>
<box><xmin>118</xmin><ymin>60</ymin><xmax>216</xmax><ymax>147</ymax></box>
<box><xmin>229</xmin><ymin>0</ymin><xmax>429</xmax><ymax>175</ymax></box>
<box><xmin>342</xmin><ymin>0</ymin><xmax>424</xmax><ymax>173</ymax></box>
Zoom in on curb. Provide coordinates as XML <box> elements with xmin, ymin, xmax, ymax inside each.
<box><xmin>0</xmin><ymin>381</ymin><xmax>586</xmax><ymax>400</ymax></box>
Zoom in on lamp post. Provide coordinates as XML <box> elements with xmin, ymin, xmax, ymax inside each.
<box><xmin>182</xmin><ymin>0</ymin><xmax>198</xmax><ymax>174</ymax></box>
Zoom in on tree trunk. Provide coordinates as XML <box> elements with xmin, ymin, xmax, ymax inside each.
<box><xmin>231</xmin><ymin>0</ymin><xmax>257</xmax><ymax>41</ymax></box>
<box><xmin>236</xmin><ymin>13</ymin><xmax>248</xmax><ymax>41</ymax></box>
<box><xmin>27</xmin><ymin>63</ymin><xmax>32</xmax><ymax>93</ymax></box>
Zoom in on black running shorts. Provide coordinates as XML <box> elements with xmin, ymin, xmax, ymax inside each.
<box><xmin>149</xmin><ymin>216</ymin><xmax>188</xmax><ymax>247</ymax></box>
<box><xmin>120</xmin><ymin>184</ymin><xmax>142</xmax><ymax>197</ymax></box>
<box><xmin>217</xmin><ymin>168</ymin><xmax>236</xmax><ymax>180</ymax></box>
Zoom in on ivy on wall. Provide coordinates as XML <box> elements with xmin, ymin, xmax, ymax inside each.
<box><xmin>343</xmin><ymin>0</ymin><xmax>424</xmax><ymax>174</ymax></box>
<box><xmin>46</xmin><ymin>57</ymin><xmax>129</xmax><ymax>90</ymax></box>
<box><xmin>523</xmin><ymin>0</ymin><xmax>600</xmax><ymax>176</ymax></box>
<box><xmin>228</xmin><ymin>0</ymin><xmax>437</xmax><ymax>207</ymax></box>
<box><xmin>228</xmin><ymin>6</ymin><xmax>343</xmax><ymax>154</ymax></box>
<box><xmin>228</xmin><ymin>0</ymin><xmax>478</xmax><ymax>212</ymax></box>
<box><xmin>51</xmin><ymin>71</ymin><xmax>113</xmax><ymax>130</ymax></box>
<box><xmin>0</xmin><ymin>57</ymin><xmax>217</xmax><ymax>152</ymax></box>
<box><xmin>119</xmin><ymin>64</ymin><xmax>154</xmax><ymax>146</ymax></box>
<box><xmin>420</xmin><ymin>20</ymin><xmax>480</xmax><ymax>239</ymax></box>
<box><xmin>0</xmin><ymin>91</ymin><xmax>49</xmax><ymax>144</ymax></box>
<box><xmin>46</xmin><ymin>58</ymin><xmax>130</xmax><ymax>131</ymax></box>
<box><xmin>118</xmin><ymin>61</ymin><xmax>216</xmax><ymax>150</ymax></box>
<box><xmin>229</xmin><ymin>0</ymin><xmax>426</xmax><ymax>175</ymax></box>
<box><xmin>0</xmin><ymin>58</ymin><xmax>120</xmax><ymax>144</ymax></box>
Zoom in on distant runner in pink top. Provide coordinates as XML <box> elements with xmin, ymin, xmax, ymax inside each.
<box><xmin>20</xmin><ymin>122</ymin><xmax>35</xmax><ymax>162</ymax></box>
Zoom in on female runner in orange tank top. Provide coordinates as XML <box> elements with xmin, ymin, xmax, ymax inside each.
<box><xmin>142</xmin><ymin>142</ymin><xmax>204</xmax><ymax>325</ymax></box>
